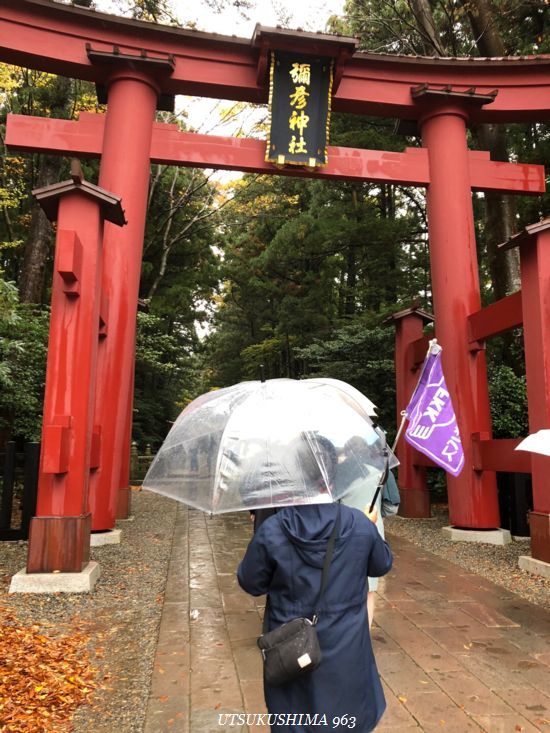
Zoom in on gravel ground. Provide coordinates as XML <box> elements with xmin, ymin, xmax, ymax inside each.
<box><xmin>0</xmin><ymin>488</ymin><xmax>178</xmax><ymax>733</ymax></box>
<box><xmin>385</xmin><ymin>504</ymin><xmax>550</xmax><ymax>609</ymax></box>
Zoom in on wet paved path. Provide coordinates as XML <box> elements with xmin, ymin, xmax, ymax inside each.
<box><xmin>143</xmin><ymin>508</ymin><xmax>550</xmax><ymax>733</ymax></box>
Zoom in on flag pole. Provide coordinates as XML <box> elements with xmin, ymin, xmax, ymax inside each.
<box><xmin>368</xmin><ymin>338</ymin><xmax>446</xmax><ymax>515</ymax></box>
<box><xmin>404</xmin><ymin>338</ymin><xmax>439</xmax><ymax>416</ymax></box>
<box><xmin>391</xmin><ymin>411</ymin><xmax>408</xmax><ymax>453</ymax></box>
<box><xmin>390</xmin><ymin>338</ymin><xmax>439</xmax><ymax>454</ymax></box>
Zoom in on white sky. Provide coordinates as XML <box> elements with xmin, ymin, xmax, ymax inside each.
<box><xmin>92</xmin><ymin>0</ymin><xmax>346</xmax><ymax>133</ymax></box>
<box><xmin>175</xmin><ymin>0</ymin><xmax>344</xmax><ymax>36</ymax></box>
<box><xmin>94</xmin><ymin>0</ymin><xmax>345</xmax><ymax>36</ymax></box>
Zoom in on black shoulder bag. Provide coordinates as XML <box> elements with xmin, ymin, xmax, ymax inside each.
<box><xmin>257</xmin><ymin>506</ymin><xmax>341</xmax><ymax>687</ymax></box>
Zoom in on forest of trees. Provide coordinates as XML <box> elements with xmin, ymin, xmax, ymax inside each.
<box><xmin>0</xmin><ymin>0</ymin><xmax>548</xmax><ymax>451</ymax></box>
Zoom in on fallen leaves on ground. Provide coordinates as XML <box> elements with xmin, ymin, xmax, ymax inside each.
<box><xmin>0</xmin><ymin>606</ymin><xmax>99</xmax><ymax>732</ymax></box>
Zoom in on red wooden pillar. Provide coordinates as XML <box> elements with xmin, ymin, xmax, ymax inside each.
<box><xmin>502</xmin><ymin>220</ymin><xmax>550</xmax><ymax>562</ymax></box>
<box><xmin>116</xmin><ymin>376</ymin><xmax>134</xmax><ymax>518</ymax></box>
<box><xmin>89</xmin><ymin>60</ymin><xmax>172</xmax><ymax>530</ymax></box>
<box><xmin>27</xmin><ymin>163</ymin><xmax>125</xmax><ymax>573</ymax></box>
<box><xmin>389</xmin><ymin>306</ymin><xmax>434</xmax><ymax>517</ymax></box>
<box><xmin>419</xmin><ymin>96</ymin><xmax>500</xmax><ymax>529</ymax></box>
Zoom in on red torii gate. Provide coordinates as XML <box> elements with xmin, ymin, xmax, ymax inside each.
<box><xmin>2</xmin><ymin>0</ymin><xmax>550</xmax><ymax>579</ymax></box>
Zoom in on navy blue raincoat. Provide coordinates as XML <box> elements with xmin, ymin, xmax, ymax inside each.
<box><xmin>237</xmin><ymin>503</ymin><xmax>392</xmax><ymax>732</ymax></box>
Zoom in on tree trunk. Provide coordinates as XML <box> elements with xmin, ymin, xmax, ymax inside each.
<box><xmin>381</xmin><ymin>184</ymin><xmax>398</xmax><ymax>306</ymax></box>
<box><xmin>18</xmin><ymin>75</ymin><xmax>72</xmax><ymax>303</ymax></box>
<box><xmin>483</xmin><ymin>191</ymin><xmax>520</xmax><ymax>298</ymax></box>
<box><xmin>345</xmin><ymin>189</ymin><xmax>359</xmax><ymax>317</ymax></box>
<box><xmin>18</xmin><ymin>155</ymin><xmax>63</xmax><ymax>303</ymax></box>
<box><xmin>461</xmin><ymin>0</ymin><xmax>521</xmax><ymax>297</ymax></box>
<box><xmin>476</xmin><ymin>124</ymin><xmax>521</xmax><ymax>298</ymax></box>
<box><xmin>460</xmin><ymin>0</ymin><xmax>505</xmax><ymax>56</ymax></box>
<box><xmin>407</xmin><ymin>0</ymin><xmax>446</xmax><ymax>55</ymax></box>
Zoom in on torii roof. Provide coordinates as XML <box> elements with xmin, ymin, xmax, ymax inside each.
<box><xmin>2</xmin><ymin>0</ymin><xmax>550</xmax><ymax>122</ymax></box>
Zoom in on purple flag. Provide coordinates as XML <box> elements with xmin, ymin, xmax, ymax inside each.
<box><xmin>404</xmin><ymin>343</ymin><xmax>464</xmax><ymax>476</ymax></box>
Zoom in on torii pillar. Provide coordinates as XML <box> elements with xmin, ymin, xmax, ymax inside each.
<box><xmin>500</xmin><ymin>220</ymin><xmax>550</xmax><ymax>573</ymax></box>
<box><xmin>10</xmin><ymin>161</ymin><xmax>125</xmax><ymax>592</ymax></box>
<box><xmin>87</xmin><ymin>52</ymin><xmax>174</xmax><ymax>531</ymax></box>
<box><xmin>417</xmin><ymin>88</ymin><xmax>501</xmax><ymax>530</ymax></box>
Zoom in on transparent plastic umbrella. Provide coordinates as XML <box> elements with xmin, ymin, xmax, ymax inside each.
<box><xmin>304</xmin><ymin>377</ymin><xmax>397</xmax><ymax>512</ymax></box>
<box><xmin>143</xmin><ymin>378</ymin><xmax>397</xmax><ymax>514</ymax></box>
<box><xmin>305</xmin><ymin>377</ymin><xmax>378</xmax><ymax>419</ymax></box>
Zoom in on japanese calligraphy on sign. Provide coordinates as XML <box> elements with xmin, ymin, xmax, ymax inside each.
<box><xmin>266</xmin><ymin>51</ymin><xmax>333</xmax><ymax>167</ymax></box>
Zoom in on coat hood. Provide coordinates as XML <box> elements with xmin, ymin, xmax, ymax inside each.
<box><xmin>278</xmin><ymin>503</ymin><xmax>356</xmax><ymax>568</ymax></box>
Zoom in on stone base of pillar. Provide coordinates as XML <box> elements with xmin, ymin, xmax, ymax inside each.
<box><xmin>398</xmin><ymin>488</ymin><xmax>431</xmax><ymax>518</ymax></box>
<box><xmin>9</xmin><ymin>561</ymin><xmax>100</xmax><ymax>594</ymax></box>
<box><xmin>27</xmin><ymin>513</ymin><xmax>92</xmax><ymax>573</ymax></box>
<box><xmin>90</xmin><ymin>528</ymin><xmax>122</xmax><ymax>546</ymax></box>
<box><xmin>116</xmin><ymin>486</ymin><xmax>131</xmax><ymax>520</ymax></box>
<box><xmin>529</xmin><ymin>510</ymin><xmax>550</xmax><ymax>564</ymax></box>
<box><xmin>442</xmin><ymin>526</ymin><xmax>511</xmax><ymax>546</ymax></box>
<box><xmin>518</xmin><ymin>554</ymin><xmax>550</xmax><ymax>579</ymax></box>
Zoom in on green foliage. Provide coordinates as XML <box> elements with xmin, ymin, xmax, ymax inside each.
<box><xmin>132</xmin><ymin>159</ymin><xmax>222</xmax><ymax>446</ymax></box>
<box><xmin>0</xmin><ymin>64</ymin><xmax>100</xmax><ymax>293</ymax></box>
<box><xmin>205</xmin><ymin>155</ymin><xmax>428</xmax><ymax>392</ymax></box>
<box><xmin>0</xmin><ymin>275</ymin><xmax>19</xmax><ymax>386</ymax></box>
<box><xmin>296</xmin><ymin>319</ymin><xmax>397</xmax><ymax>436</ymax></box>
<box><xmin>487</xmin><ymin>363</ymin><xmax>528</xmax><ymax>439</ymax></box>
<box><xmin>0</xmin><ymin>275</ymin><xmax>18</xmax><ymax>322</ymax></box>
<box><xmin>0</xmin><ymin>289</ymin><xmax>49</xmax><ymax>441</ymax></box>
<box><xmin>140</xmin><ymin>162</ymin><xmax>219</xmax><ymax>322</ymax></box>
<box><xmin>115</xmin><ymin>0</ymin><xmax>180</xmax><ymax>24</ymax></box>
<box><xmin>240</xmin><ymin>336</ymin><xmax>297</xmax><ymax>381</ymax></box>
<box><xmin>339</xmin><ymin>0</ymin><xmax>547</xmax><ymax>57</ymax></box>
<box><xmin>133</xmin><ymin>311</ymin><xmax>202</xmax><ymax>448</ymax></box>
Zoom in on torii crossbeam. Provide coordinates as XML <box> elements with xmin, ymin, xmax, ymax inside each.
<box><xmin>6</xmin><ymin>113</ymin><xmax>546</xmax><ymax>193</ymax></box>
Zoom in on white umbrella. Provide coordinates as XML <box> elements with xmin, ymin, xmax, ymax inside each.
<box><xmin>143</xmin><ymin>378</ymin><xmax>396</xmax><ymax>514</ymax></box>
<box><xmin>515</xmin><ymin>430</ymin><xmax>550</xmax><ymax>457</ymax></box>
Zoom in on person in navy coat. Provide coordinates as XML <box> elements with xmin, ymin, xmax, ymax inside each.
<box><xmin>237</xmin><ymin>501</ymin><xmax>392</xmax><ymax>732</ymax></box>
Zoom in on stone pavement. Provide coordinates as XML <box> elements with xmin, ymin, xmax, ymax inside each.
<box><xmin>143</xmin><ymin>508</ymin><xmax>550</xmax><ymax>733</ymax></box>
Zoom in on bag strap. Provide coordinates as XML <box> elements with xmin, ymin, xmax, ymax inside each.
<box><xmin>262</xmin><ymin>597</ymin><xmax>270</xmax><ymax>634</ymax></box>
<box><xmin>312</xmin><ymin>504</ymin><xmax>341</xmax><ymax>624</ymax></box>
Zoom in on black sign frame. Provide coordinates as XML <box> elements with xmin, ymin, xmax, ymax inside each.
<box><xmin>265</xmin><ymin>51</ymin><xmax>334</xmax><ymax>168</ymax></box>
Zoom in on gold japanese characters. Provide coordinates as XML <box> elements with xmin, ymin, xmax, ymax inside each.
<box><xmin>266</xmin><ymin>52</ymin><xmax>333</xmax><ymax>168</ymax></box>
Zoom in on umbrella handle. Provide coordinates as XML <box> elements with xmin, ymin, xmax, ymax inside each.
<box><xmin>368</xmin><ymin>484</ymin><xmax>382</xmax><ymax>515</ymax></box>
<box><xmin>368</xmin><ymin>439</ymin><xmax>390</xmax><ymax>514</ymax></box>
<box><xmin>368</xmin><ymin>466</ymin><xmax>387</xmax><ymax>514</ymax></box>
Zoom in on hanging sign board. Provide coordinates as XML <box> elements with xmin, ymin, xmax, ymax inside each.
<box><xmin>265</xmin><ymin>51</ymin><xmax>333</xmax><ymax>168</ymax></box>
